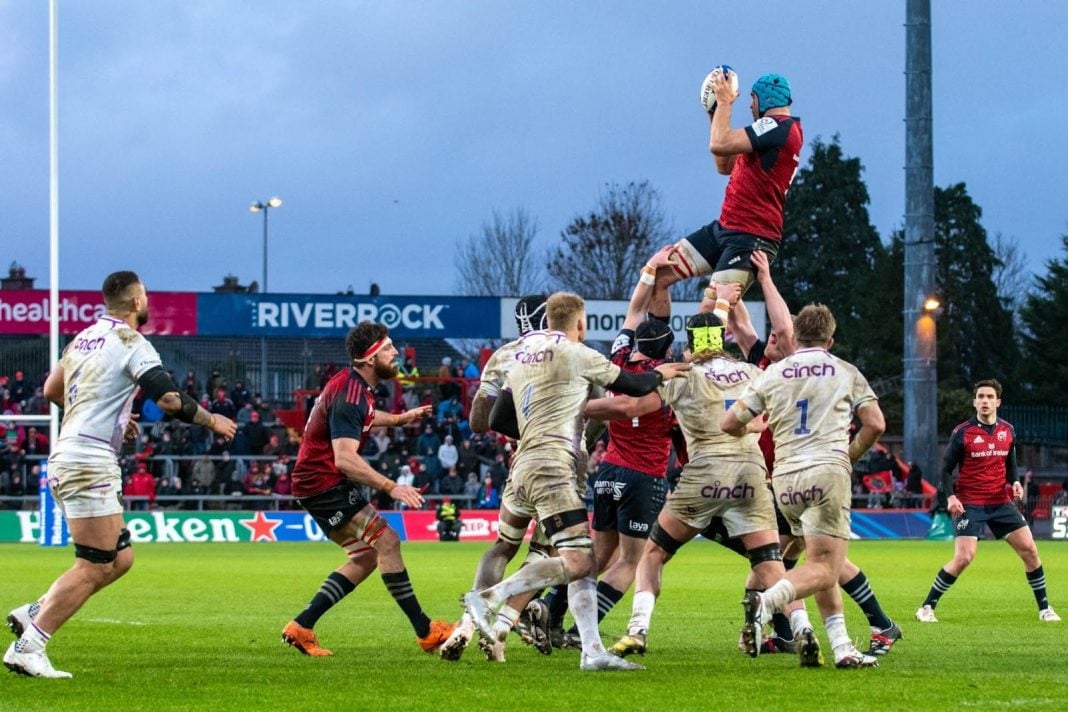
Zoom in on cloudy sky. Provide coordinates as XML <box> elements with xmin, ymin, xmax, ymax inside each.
<box><xmin>1</xmin><ymin>1</ymin><xmax>1065</xmax><ymax>296</ymax></box>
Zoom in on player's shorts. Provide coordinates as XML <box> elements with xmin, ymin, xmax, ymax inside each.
<box><xmin>591</xmin><ymin>463</ymin><xmax>666</xmax><ymax>538</ymax></box>
<box><xmin>671</xmin><ymin>220</ymin><xmax>780</xmax><ymax>285</ymax></box>
<box><xmin>295</xmin><ymin>479</ymin><xmax>370</xmax><ymax>535</ymax></box>
<box><xmin>48</xmin><ymin>461</ymin><xmax>124</xmax><ymax>519</ymax></box>
<box><xmin>954</xmin><ymin>502</ymin><xmax>1028</xmax><ymax>539</ymax></box>
<box><xmin>772</xmin><ymin>464</ymin><xmax>852</xmax><ymax>540</ymax></box>
<box><xmin>699</xmin><ymin>516</ymin><xmax>749</xmax><ymax>556</ymax></box>
<box><xmin>665</xmin><ymin>457</ymin><xmax>776</xmax><ymax>538</ymax></box>
<box><xmin>503</xmin><ymin>457</ymin><xmax>586</xmax><ymax>526</ymax></box>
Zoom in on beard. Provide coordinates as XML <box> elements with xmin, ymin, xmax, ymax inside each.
<box><xmin>136</xmin><ymin>307</ymin><xmax>149</xmax><ymax>327</ymax></box>
<box><xmin>373</xmin><ymin>360</ymin><xmax>399</xmax><ymax>380</ymax></box>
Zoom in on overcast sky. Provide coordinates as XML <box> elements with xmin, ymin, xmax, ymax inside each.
<box><xmin>2</xmin><ymin>1</ymin><xmax>1065</xmax><ymax>296</ymax></box>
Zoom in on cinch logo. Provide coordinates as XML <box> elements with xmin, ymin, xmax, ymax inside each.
<box><xmin>701</xmin><ymin>481</ymin><xmax>757</xmax><ymax>499</ymax></box>
<box><xmin>778</xmin><ymin>484</ymin><xmax>825</xmax><ymax>506</ymax></box>
<box><xmin>705</xmin><ymin>369</ymin><xmax>750</xmax><ymax>385</ymax></box>
<box><xmin>517</xmin><ymin>348</ymin><xmax>554</xmax><ymax>364</ymax></box>
<box><xmin>254</xmin><ymin>300</ymin><xmax>446</xmax><ymax>330</ymax></box>
<box><xmin>783</xmin><ymin>363</ymin><xmax>835</xmax><ymax>379</ymax></box>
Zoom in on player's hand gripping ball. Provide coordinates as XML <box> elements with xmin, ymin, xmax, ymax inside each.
<box><xmin>699</xmin><ymin>65</ymin><xmax>739</xmax><ymax>112</ymax></box>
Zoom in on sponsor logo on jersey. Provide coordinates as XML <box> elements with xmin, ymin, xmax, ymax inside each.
<box><xmin>628</xmin><ymin>520</ymin><xmax>649</xmax><ymax>532</ymax></box>
<box><xmin>751</xmin><ymin>116</ymin><xmax>779</xmax><ymax>137</ymax></box>
<box><xmin>973</xmin><ymin>435</ymin><xmax>984</xmax><ymax>444</ymax></box>
<box><xmin>782</xmin><ymin>363</ymin><xmax>835</xmax><ymax>379</ymax></box>
<box><xmin>778</xmin><ymin>484</ymin><xmax>825</xmax><ymax>507</ymax></box>
<box><xmin>705</xmin><ymin>368</ymin><xmax>751</xmax><ymax>385</ymax></box>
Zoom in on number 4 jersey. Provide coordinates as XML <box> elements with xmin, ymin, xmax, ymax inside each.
<box><xmin>737</xmin><ymin>347</ymin><xmax>877</xmax><ymax>477</ymax></box>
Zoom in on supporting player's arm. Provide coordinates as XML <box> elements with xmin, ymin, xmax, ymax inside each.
<box><xmin>848</xmin><ymin>400</ymin><xmax>886</xmax><ymax>463</ymax></box>
<box><xmin>332</xmin><ymin>436</ymin><xmax>423</xmax><ymax>509</ymax></box>
<box><xmin>751</xmin><ymin>250</ymin><xmax>794</xmax><ymax>356</ymax></box>
<box><xmin>726</xmin><ymin>300</ymin><xmax>759</xmax><ymax>358</ymax></box>
<box><xmin>1007</xmin><ymin>441</ymin><xmax>1022</xmax><ymax>500</ymax></box>
<box><xmin>488</xmin><ymin>389</ymin><xmax>520</xmax><ymax>440</ymax></box>
<box><xmin>139</xmin><ymin>366</ymin><xmax>236</xmax><ymax>439</ymax></box>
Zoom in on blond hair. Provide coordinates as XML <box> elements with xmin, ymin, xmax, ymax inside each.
<box><xmin>546</xmin><ymin>292</ymin><xmax>585</xmax><ymax>331</ymax></box>
<box><xmin>793</xmin><ymin>304</ymin><xmax>836</xmax><ymax>346</ymax></box>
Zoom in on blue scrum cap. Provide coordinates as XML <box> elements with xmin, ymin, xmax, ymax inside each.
<box><xmin>751</xmin><ymin>73</ymin><xmax>791</xmax><ymax>115</ymax></box>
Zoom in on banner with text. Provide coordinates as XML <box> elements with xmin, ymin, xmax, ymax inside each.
<box><xmin>499</xmin><ymin>298</ymin><xmax>767</xmax><ymax>343</ymax></box>
<box><xmin>0</xmin><ymin>290</ymin><xmax>198</xmax><ymax>335</ymax></box>
<box><xmin>196</xmin><ymin>294</ymin><xmax>501</xmax><ymax>339</ymax></box>
<box><xmin>2</xmin><ymin>508</ymin><xmax>941</xmax><ymax>544</ymax></box>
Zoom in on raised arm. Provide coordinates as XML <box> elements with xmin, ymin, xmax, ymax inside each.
<box><xmin>751</xmin><ymin>250</ymin><xmax>794</xmax><ymax>356</ymax></box>
<box><xmin>708</xmin><ymin>70</ymin><xmax>751</xmax><ymax>173</ymax></box>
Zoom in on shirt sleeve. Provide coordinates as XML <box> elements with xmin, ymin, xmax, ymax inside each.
<box><xmin>125</xmin><ymin>335</ymin><xmax>164</xmax><ymax>381</ymax></box>
<box><xmin>1005</xmin><ymin>424</ymin><xmax>1019</xmax><ymax>484</ymax></box>
<box><xmin>738</xmin><ymin>372</ymin><xmax>768</xmax><ymax>417</ymax></box>
<box><xmin>610</xmin><ymin>329</ymin><xmax>635</xmax><ymax>362</ymax></box>
<box><xmin>744</xmin><ymin>116</ymin><xmax>792</xmax><ymax>153</ymax></box>
<box><xmin>940</xmin><ymin>425</ymin><xmax>966</xmax><ymax>495</ymax></box>
<box><xmin>580</xmin><ymin>345</ymin><xmax>623</xmax><ymax>388</ymax></box>
<box><xmin>850</xmin><ymin>367</ymin><xmax>878</xmax><ymax>412</ymax></box>
<box><xmin>477</xmin><ymin>350</ymin><xmax>506</xmax><ymax>399</ymax></box>
<box><xmin>746</xmin><ymin>339</ymin><xmax>767</xmax><ymax>366</ymax></box>
<box><xmin>329</xmin><ymin>395</ymin><xmax>369</xmax><ymax>442</ymax></box>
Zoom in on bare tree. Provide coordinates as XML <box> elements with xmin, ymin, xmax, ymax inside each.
<box><xmin>991</xmin><ymin>231</ymin><xmax>1031</xmax><ymax>314</ymax></box>
<box><xmin>454</xmin><ymin>208</ymin><xmax>545</xmax><ymax>296</ymax></box>
<box><xmin>547</xmin><ymin>181</ymin><xmax>672</xmax><ymax>300</ymax></box>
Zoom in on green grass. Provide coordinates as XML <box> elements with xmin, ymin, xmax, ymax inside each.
<box><xmin>0</xmin><ymin>539</ymin><xmax>1066</xmax><ymax>711</ymax></box>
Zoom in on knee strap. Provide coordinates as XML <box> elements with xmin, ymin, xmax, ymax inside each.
<box><xmin>116</xmin><ymin>528</ymin><xmax>132</xmax><ymax>551</ymax></box>
<box><xmin>523</xmin><ymin>541</ymin><xmax>552</xmax><ymax>566</ymax></box>
<box><xmin>746</xmin><ymin>543</ymin><xmax>783</xmax><ymax>568</ymax></box>
<box><xmin>542</xmin><ymin>509</ymin><xmax>588</xmax><ymax>538</ymax></box>
<box><xmin>75</xmin><ymin>542</ymin><xmax>118</xmax><ymax>564</ymax></box>
<box><xmin>649</xmin><ymin>521</ymin><xmax>684</xmax><ymax>556</ymax></box>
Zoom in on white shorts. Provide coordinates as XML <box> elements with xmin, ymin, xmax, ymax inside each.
<box><xmin>49</xmin><ymin>461</ymin><xmax>125</xmax><ymax>519</ymax></box>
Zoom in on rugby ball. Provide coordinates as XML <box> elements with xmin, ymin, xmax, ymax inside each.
<box><xmin>700</xmin><ymin>65</ymin><xmax>739</xmax><ymax>112</ymax></box>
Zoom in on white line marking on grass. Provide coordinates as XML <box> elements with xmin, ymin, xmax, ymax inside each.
<box><xmin>82</xmin><ymin>618</ymin><xmax>146</xmax><ymax>626</ymax></box>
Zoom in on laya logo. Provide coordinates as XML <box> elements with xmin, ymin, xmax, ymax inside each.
<box><xmin>253</xmin><ymin>300</ymin><xmax>446</xmax><ymax>330</ymax></box>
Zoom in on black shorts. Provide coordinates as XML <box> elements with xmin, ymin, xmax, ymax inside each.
<box><xmin>684</xmin><ymin>220</ymin><xmax>780</xmax><ymax>275</ymax></box>
<box><xmin>296</xmin><ymin>480</ymin><xmax>370</xmax><ymax>535</ymax></box>
<box><xmin>954</xmin><ymin>502</ymin><xmax>1028</xmax><ymax>539</ymax></box>
<box><xmin>592</xmin><ymin>463</ymin><xmax>667</xmax><ymax>539</ymax></box>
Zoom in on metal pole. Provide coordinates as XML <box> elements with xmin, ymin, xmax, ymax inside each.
<box><xmin>260</xmin><ymin>206</ymin><xmax>269</xmax><ymax>401</ymax></box>
<box><xmin>48</xmin><ymin>0</ymin><xmax>60</xmax><ymax>447</ymax></box>
<box><xmin>903</xmin><ymin>0</ymin><xmax>938</xmax><ymax>486</ymax></box>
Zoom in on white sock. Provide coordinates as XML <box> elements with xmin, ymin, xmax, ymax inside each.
<box><xmin>627</xmin><ymin>590</ymin><xmax>656</xmax><ymax>635</ymax></box>
<box><xmin>823</xmin><ymin>613</ymin><xmax>851</xmax><ymax>656</ymax></box>
<box><xmin>485</xmin><ymin>558</ymin><xmax>568</xmax><ymax>607</ymax></box>
<box><xmin>568</xmin><ymin>577</ymin><xmax>605</xmax><ymax>657</ymax></box>
<box><xmin>761</xmin><ymin>579</ymin><xmax>797</xmax><ymax>618</ymax></box>
<box><xmin>493</xmin><ymin>606</ymin><xmax>521</xmax><ymax>641</ymax></box>
<box><xmin>14</xmin><ymin>623</ymin><xmax>50</xmax><ymax>654</ymax></box>
<box><xmin>789</xmin><ymin>608</ymin><xmax>812</xmax><ymax>635</ymax></box>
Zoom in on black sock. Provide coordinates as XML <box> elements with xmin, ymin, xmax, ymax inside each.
<box><xmin>841</xmin><ymin>571</ymin><xmax>893</xmax><ymax>630</ymax></box>
<box><xmin>1026</xmin><ymin>566</ymin><xmax>1050</xmax><ymax>611</ymax></box>
<box><xmin>381</xmin><ymin>569</ymin><xmax>431</xmax><ymax>638</ymax></box>
<box><xmin>923</xmin><ymin>568</ymin><xmax>958</xmax><ymax>608</ymax></box>
<box><xmin>595</xmin><ymin>581</ymin><xmax>624</xmax><ymax>623</ymax></box>
<box><xmin>544</xmin><ymin>584</ymin><xmax>569</xmax><ymax>627</ymax></box>
<box><xmin>295</xmin><ymin>572</ymin><xmax>356</xmax><ymax>629</ymax></box>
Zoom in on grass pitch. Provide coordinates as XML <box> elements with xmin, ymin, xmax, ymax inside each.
<box><xmin>0</xmin><ymin>539</ymin><xmax>1065</xmax><ymax>711</ymax></box>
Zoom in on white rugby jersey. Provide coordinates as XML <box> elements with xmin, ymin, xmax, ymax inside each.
<box><xmin>477</xmin><ymin>331</ymin><xmax>547</xmax><ymax>400</ymax></box>
<box><xmin>738</xmin><ymin>347</ymin><xmax>876</xmax><ymax>476</ymax></box>
<box><xmin>50</xmin><ymin>316</ymin><xmax>163</xmax><ymax>466</ymax></box>
<box><xmin>661</xmin><ymin>356</ymin><xmax>763</xmax><ymax>461</ymax></box>
<box><xmin>505</xmin><ymin>331</ymin><xmax>620</xmax><ymax>464</ymax></box>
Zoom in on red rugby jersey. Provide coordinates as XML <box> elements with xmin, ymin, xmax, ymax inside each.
<box><xmin>942</xmin><ymin>417</ymin><xmax>1017</xmax><ymax>506</ymax></box>
<box><xmin>719</xmin><ymin>115</ymin><xmax>803</xmax><ymax>240</ymax></box>
<box><xmin>601</xmin><ymin>334</ymin><xmax>675</xmax><ymax>478</ymax></box>
<box><xmin>291</xmin><ymin>367</ymin><xmax>375</xmax><ymax>499</ymax></box>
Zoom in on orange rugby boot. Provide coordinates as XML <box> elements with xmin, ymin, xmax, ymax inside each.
<box><xmin>282</xmin><ymin>620</ymin><xmax>333</xmax><ymax>657</ymax></box>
